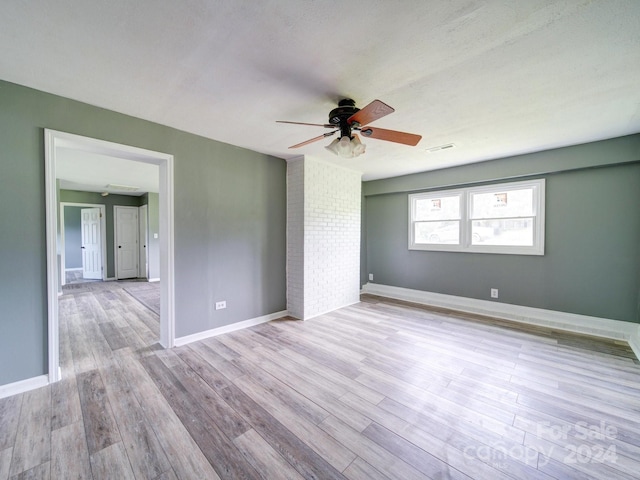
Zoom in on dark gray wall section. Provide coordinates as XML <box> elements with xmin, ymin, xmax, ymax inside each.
<box><xmin>0</xmin><ymin>80</ymin><xmax>286</xmax><ymax>386</ymax></box>
<box><xmin>173</xmin><ymin>133</ymin><xmax>286</xmax><ymax>337</ymax></box>
<box><xmin>63</xmin><ymin>206</ymin><xmax>82</xmax><ymax>269</ymax></box>
<box><xmin>364</xmin><ymin>135</ymin><xmax>640</xmax><ymax>197</ymax></box>
<box><xmin>60</xmin><ymin>190</ymin><xmax>140</xmax><ymax>278</ymax></box>
<box><xmin>364</xmin><ymin>161</ymin><xmax>640</xmax><ymax>323</ymax></box>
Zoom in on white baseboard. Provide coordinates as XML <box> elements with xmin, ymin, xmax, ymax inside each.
<box><xmin>174</xmin><ymin>310</ymin><xmax>288</xmax><ymax>347</ymax></box>
<box><xmin>148</xmin><ymin>278</ymin><xmax>160</xmax><ymax>283</ymax></box>
<box><xmin>0</xmin><ymin>374</ymin><xmax>49</xmax><ymax>399</ymax></box>
<box><xmin>629</xmin><ymin>329</ymin><xmax>640</xmax><ymax>362</ymax></box>
<box><xmin>361</xmin><ymin>283</ymin><xmax>640</xmax><ymax>357</ymax></box>
<box><xmin>65</xmin><ymin>267</ymin><xmax>82</xmax><ymax>272</ymax></box>
<box><xmin>301</xmin><ymin>300</ymin><xmax>361</xmax><ymax>321</ymax></box>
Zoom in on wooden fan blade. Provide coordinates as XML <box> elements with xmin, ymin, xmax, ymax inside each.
<box><xmin>358</xmin><ymin>126</ymin><xmax>422</xmax><ymax>146</ymax></box>
<box><xmin>277</xmin><ymin>120</ymin><xmax>335</xmax><ymax>128</ymax></box>
<box><xmin>347</xmin><ymin>99</ymin><xmax>394</xmax><ymax>126</ymax></box>
<box><xmin>289</xmin><ymin>130</ymin><xmax>337</xmax><ymax>149</ymax></box>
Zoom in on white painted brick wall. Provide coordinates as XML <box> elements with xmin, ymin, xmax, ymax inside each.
<box><xmin>287</xmin><ymin>156</ymin><xmax>361</xmax><ymax>320</ymax></box>
<box><xmin>286</xmin><ymin>159</ymin><xmax>305</xmax><ymax>319</ymax></box>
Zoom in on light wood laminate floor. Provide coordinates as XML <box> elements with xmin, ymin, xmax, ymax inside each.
<box><xmin>2</xmin><ymin>282</ymin><xmax>640</xmax><ymax>479</ymax></box>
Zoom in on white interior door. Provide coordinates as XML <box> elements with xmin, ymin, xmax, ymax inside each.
<box><xmin>138</xmin><ymin>204</ymin><xmax>148</xmax><ymax>279</ymax></box>
<box><xmin>81</xmin><ymin>208</ymin><xmax>103</xmax><ymax>280</ymax></box>
<box><xmin>115</xmin><ymin>206</ymin><xmax>139</xmax><ymax>279</ymax></box>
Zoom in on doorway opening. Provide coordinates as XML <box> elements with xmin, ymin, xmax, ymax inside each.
<box><xmin>45</xmin><ymin>129</ymin><xmax>175</xmax><ymax>383</ymax></box>
<box><xmin>60</xmin><ymin>202</ymin><xmax>107</xmax><ymax>285</ymax></box>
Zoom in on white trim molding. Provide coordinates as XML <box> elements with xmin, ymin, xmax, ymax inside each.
<box><xmin>174</xmin><ymin>310</ymin><xmax>288</xmax><ymax>347</ymax></box>
<box><xmin>0</xmin><ymin>375</ymin><xmax>49</xmax><ymax>399</ymax></box>
<box><xmin>45</xmin><ymin>129</ymin><xmax>176</xmax><ymax>383</ymax></box>
<box><xmin>361</xmin><ymin>283</ymin><xmax>640</xmax><ymax>360</ymax></box>
<box><xmin>296</xmin><ymin>300</ymin><xmax>361</xmax><ymax>321</ymax></box>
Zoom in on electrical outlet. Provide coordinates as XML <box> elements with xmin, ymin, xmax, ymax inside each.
<box><xmin>215</xmin><ymin>301</ymin><xmax>226</xmax><ymax>310</ymax></box>
<box><xmin>368</xmin><ymin>273</ymin><xmax>374</xmax><ymax>281</ymax></box>
<box><xmin>491</xmin><ymin>288</ymin><xmax>499</xmax><ymax>299</ymax></box>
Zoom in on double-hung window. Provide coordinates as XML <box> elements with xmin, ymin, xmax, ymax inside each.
<box><xmin>409</xmin><ymin>179</ymin><xmax>545</xmax><ymax>255</ymax></box>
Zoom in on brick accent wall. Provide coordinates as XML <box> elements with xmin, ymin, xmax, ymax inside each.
<box><xmin>286</xmin><ymin>157</ymin><xmax>361</xmax><ymax>320</ymax></box>
<box><xmin>286</xmin><ymin>159</ymin><xmax>305</xmax><ymax>319</ymax></box>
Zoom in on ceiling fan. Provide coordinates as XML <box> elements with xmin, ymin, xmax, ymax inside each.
<box><xmin>277</xmin><ymin>98</ymin><xmax>422</xmax><ymax>158</ymax></box>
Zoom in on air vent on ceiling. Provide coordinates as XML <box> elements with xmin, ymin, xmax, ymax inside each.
<box><xmin>426</xmin><ymin>143</ymin><xmax>455</xmax><ymax>153</ymax></box>
<box><xmin>105</xmin><ymin>183</ymin><xmax>140</xmax><ymax>192</ymax></box>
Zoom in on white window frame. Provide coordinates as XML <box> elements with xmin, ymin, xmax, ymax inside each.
<box><xmin>409</xmin><ymin>179</ymin><xmax>545</xmax><ymax>255</ymax></box>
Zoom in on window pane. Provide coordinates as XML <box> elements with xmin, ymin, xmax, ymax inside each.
<box><xmin>471</xmin><ymin>188</ymin><xmax>533</xmax><ymax>219</ymax></box>
<box><xmin>471</xmin><ymin>219</ymin><xmax>533</xmax><ymax>246</ymax></box>
<box><xmin>414</xmin><ymin>195</ymin><xmax>460</xmax><ymax>221</ymax></box>
<box><xmin>415</xmin><ymin>221</ymin><xmax>460</xmax><ymax>244</ymax></box>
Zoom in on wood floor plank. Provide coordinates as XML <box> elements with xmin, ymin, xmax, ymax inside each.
<box><xmin>50</xmin><ymin>421</ymin><xmax>92</xmax><ymax>480</ymax></box>
<box><xmin>231</xmin><ymin>355</ymin><xmax>331</xmax><ymax>426</ymax></box>
<box><xmin>140</xmin><ymin>354</ymin><xmax>262</xmax><ymax>480</ymax></box>
<box><xmin>250</xmin><ymin>346</ymin><xmax>372</xmax><ymax>432</ymax></box>
<box><xmin>340</xmin><ymin>390</ymin><xmax>545</xmax><ymax>480</ymax></box>
<box><xmin>277</xmin><ymin>348</ymin><xmax>385</xmax><ymax>405</ymax></box>
<box><xmin>67</xmin><ymin>314</ymin><xmax>98</xmax><ymax>374</ymax></box>
<box><xmin>356</xmin><ymin>368</ymin><xmax>519</xmax><ymax>441</ymax></box>
<box><xmin>0</xmin><ymin>395</ymin><xmax>22</xmax><ymax>451</ymax></box>
<box><xmin>153</xmin><ymin>469</ymin><xmax>179</xmax><ymax>480</ymax></box>
<box><xmin>362</xmin><ymin>422</ymin><xmax>473</xmax><ymax>480</ymax></box>
<box><xmin>50</xmin><ymin>376</ymin><xmax>82</xmax><ymax>431</ymax></box>
<box><xmin>216</xmin><ymin>382</ymin><xmax>347</xmax><ymax>480</ymax></box>
<box><xmin>100</xmin><ymin>362</ymin><xmax>172</xmax><ymax>480</ymax></box>
<box><xmin>167</xmin><ymin>349</ymin><xmax>252</xmax><ymax>440</ymax></box>
<box><xmin>186</xmin><ymin>342</ymin><xmax>245</xmax><ymax>381</ymax></box>
<box><xmin>10</xmin><ymin>461</ymin><xmax>50</xmax><ymax>480</ymax></box>
<box><xmin>318</xmin><ymin>415</ymin><xmax>430</xmax><ymax>480</ymax></box>
<box><xmin>76</xmin><ymin>370</ymin><xmax>121</xmax><ymax>455</ymax></box>
<box><xmin>342</xmin><ymin>457</ymin><xmax>391</xmax><ymax>480</ymax></box>
<box><xmin>89</xmin><ymin>442</ymin><xmax>135</xmax><ymax>480</ymax></box>
<box><xmin>231</xmin><ymin>371</ymin><xmax>356</xmax><ymax>472</ymax></box>
<box><xmin>524</xmin><ymin>432</ymin><xmax>638</xmax><ymax>480</ymax></box>
<box><xmin>0</xmin><ymin>448</ymin><xmax>12</xmax><ymax>480</ymax></box>
<box><xmin>58</xmin><ymin>310</ymin><xmax>75</xmax><ymax>375</ymax></box>
<box><xmin>233</xmin><ymin>429</ymin><xmax>305</xmax><ymax>480</ymax></box>
<box><xmin>115</xmin><ymin>349</ymin><xmax>220</xmax><ymax>480</ymax></box>
<box><xmin>8</xmin><ymin>387</ymin><xmax>50</xmax><ymax>477</ymax></box>
<box><xmin>514</xmin><ymin>413</ymin><xmax>640</xmax><ymax>474</ymax></box>
<box><xmin>98</xmin><ymin>322</ymin><xmax>129</xmax><ymax>351</ymax></box>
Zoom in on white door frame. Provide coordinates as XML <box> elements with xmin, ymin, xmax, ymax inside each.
<box><xmin>45</xmin><ymin>129</ymin><xmax>176</xmax><ymax>383</ymax></box>
<box><xmin>138</xmin><ymin>204</ymin><xmax>149</xmax><ymax>279</ymax></box>
<box><xmin>59</xmin><ymin>202</ymin><xmax>107</xmax><ymax>286</ymax></box>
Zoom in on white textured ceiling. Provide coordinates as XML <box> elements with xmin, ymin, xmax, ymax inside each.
<box><xmin>2</xmin><ymin>1</ymin><xmax>639</xmax><ymax>181</ymax></box>
<box><xmin>57</xmin><ymin>148</ymin><xmax>159</xmax><ymax>196</ymax></box>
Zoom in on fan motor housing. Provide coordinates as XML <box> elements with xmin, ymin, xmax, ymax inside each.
<box><xmin>328</xmin><ymin>98</ymin><xmax>359</xmax><ymax>125</ymax></box>
<box><xmin>329</xmin><ymin>99</ymin><xmax>360</xmax><ymax>138</ymax></box>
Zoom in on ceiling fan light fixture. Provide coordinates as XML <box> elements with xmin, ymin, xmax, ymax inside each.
<box><xmin>325</xmin><ymin>134</ymin><xmax>366</xmax><ymax>158</ymax></box>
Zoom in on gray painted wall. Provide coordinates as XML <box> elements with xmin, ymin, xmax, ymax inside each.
<box><xmin>0</xmin><ymin>80</ymin><xmax>286</xmax><ymax>386</ymax></box>
<box><xmin>63</xmin><ymin>206</ymin><xmax>82</xmax><ymax>269</ymax></box>
<box><xmin>363</xmin><ymin>138</ymin><xmax>640</xmax><ymax>324</ymax></box>
<box><xmin>146</xmin><ymin>192</ymin><xmax>160</xmax><ymax>280</ymax></box>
